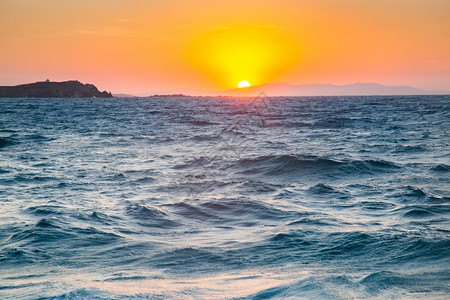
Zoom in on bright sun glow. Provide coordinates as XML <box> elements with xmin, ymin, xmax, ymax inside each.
<box><xmin>187</xmin><ymin>26</ymin><xmax>299</xmax><ymax>89</ymax></box>
<box><xmin>238</xmin><ymin>80</ymin><xmax>251</xmax><ymax>88</ymax></box>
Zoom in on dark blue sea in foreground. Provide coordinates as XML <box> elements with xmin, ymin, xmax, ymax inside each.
<box><xmin>0</xmin><ymin>95</ymin><xmax>449</xmax><ymax>299</ymax></box>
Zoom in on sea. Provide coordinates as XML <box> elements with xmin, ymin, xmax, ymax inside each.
<box><xmin>0</xmin><ymin>95</ymin><xmax>449</xmax><ymax>299</ymax></box>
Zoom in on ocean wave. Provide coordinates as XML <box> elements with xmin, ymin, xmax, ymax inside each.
<box><xmin>189</xmin><ymin>120</ymin><xmax>219</xmax><ymax>126</ymax></box>
<box><xmin>164</xmin><ymin>202</ymin><xmax>217</xmax><ymax>222</ymax></box>
<box><xmin>358</xmin><ymin>201</ymin><xmax>396</xmax><ymax>211</ymax></box>
<box><xmin>23</xmin><ymin>134</ymin><xmax>56</xmax><ymax>142</ymax></box>
<box><xmin>191</xmin><ymin>134</ymin><xmax>221</xmax><ymax>141</ymax></box>
<box><xmin>49</xmin><ymin>288</ymin><xmax>113</xmax><ymax>300</ymax></box>
<box><xmin>14</xmin><ymin>174</ymin><xmax>60</xmax><ymax>183</ymax></box>
<box><xmin>245</xmin><ymin>270</ymin><xmax>449</xmax><ymax>299</ymax></box>
<box><xmin>386</xmin><ymin>185</ymin><xmax>428</xmax><ymax>203</ymax></box>
<box><xmin>171</xmin><ymin>115</ymin><xmax>218</xmax><ymax>126</ymax></box>
<box><xmin>131</xmin><ymin>176</ymin><xmax>156</xmax><ymax>184</ymax></box>
<box><xmin>312</xmin><ymin>117</ymin><xmax>358</xmax><ymax>129</ymax></box>
<box><xmin>392</xmin><ymin>144</ymin><xmax>427</xmax><ymax>154</ymax></box>
<box><xmin>236</xmin><ymin>180</ymin><xmax>282</xmax><ymax>194</ymax></box>
<box><xmin>430</xmin><ymin>164</ymin><xmax>450</xmax><ymax>172</ymax></box>
<box><xmin>318</xmin><ymin>231</ymin><xmax>378</xmax><ymax>258</ymax></box>
<box><xmin>0</xmin><ymin>247</ymin><xmax>38</xmax><ymax>266</ymax></box>
<box><xmin>105</xmin><ymin>172</ymin><xmax>126</xmax><ymax>181</ymax></box>
<box><xmin>149</xmin><ymin>247</ymin><xmax>232</xmax><ymax>273</ymax></box>
<box><xmin>25</xmin><ymin>205</ymin><xmax>64</xmax><ymax>216</ymax></box>
<box><xmin>164</xmin><ymin>178</ymin><xmax>232</xmax><ymax>195</ymax></box>
<box><xmin>244</xmin><ymin>275</ymin><xmax>361</xmax><ymax>299</ymax></box>
<box><xmin>199</xmin><ymin>198</ymin><xmax>297</xmax><ymax>222</ymax></box>
<box><xmin>0</xmin><ymin>137</ymin><xmax>15</xmax><ymax>148</ymax></box>
<box><xmin>306</xmin><ymin>183</ymin><xmax>351</xmax><ymax>199</ymax></box>
<box><xmin>427</xmin><ymin>195</ymin><xmax>450</xmax><ymax>204</ymax></box>
<box><xmin>394</xmin><ymin>204</ymin><xmax>449</xmax><ymax>219</ymax></box>
<box><xmin>287</xmin><ymin>217</ymin><xmax>335</xmax><ymax>227</ymax></box>
<box><xmin>161</xmin><ymin>197</ymin><xmax>306</xmax><ymax>227</ymax></box>
<box><xmin>230</xmin><ymin>154</ymin><xmax>400</xmax><ymax>179</ymax></box>
<box><xmin>173</xmin><ymin>156</ymin><xmax>215</xmax><ymax>170</ymax></box>
<box><xmin>360</xmin><ymin>271</ymin><xmax>450</xmax><ymax>296</ymax></box>
<box><xmin>125</xmin><ymin>203</ymin><xmax>180</xmax><ymax>228</ymax></box>
<box><xmin>4</xmin><ymin>217</ymin><xmax>122</xmax><ymax>254</ymax></box>
<box><xmin>392</xmin><ymin>238</ymin><xmax>450</xmax><ymax>265</ymax></box>
<box><xmin>7</xmin><ymin>218</ymin><xmax>75</xmax><ymax>246</ymax></box>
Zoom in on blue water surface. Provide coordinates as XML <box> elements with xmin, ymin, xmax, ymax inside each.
<box><xmin>0</xmin><ymin>95</ymin><xmax>449</xmax><ymax>299</ymax></box>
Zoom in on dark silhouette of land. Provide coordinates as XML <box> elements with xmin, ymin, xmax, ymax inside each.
<box><xmin>0</xmin><ymin>81</ymin><xmax>113</xmax><ymax>98</ymax></box>
<box><xmin>2</xmin><ymin>80</ymin><xmax>448</xmax><ymax>98</ymax></box>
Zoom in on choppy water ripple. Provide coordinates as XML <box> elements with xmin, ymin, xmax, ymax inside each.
<box><xmin>0</xmin><ymin>95</ymin><xmax>449</xmax><ymax>299</ymax></box>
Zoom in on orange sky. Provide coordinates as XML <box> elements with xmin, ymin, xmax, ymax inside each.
<box><xmin>1</xmin><ymin>0</ymin><xmax>449</xmax><ymax>94</ymax></box>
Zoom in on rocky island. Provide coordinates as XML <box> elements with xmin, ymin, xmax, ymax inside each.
<box><xmin>0</xmin><ymin>80</ymin><xmax>113</xmax><ymax>98</ymax></box>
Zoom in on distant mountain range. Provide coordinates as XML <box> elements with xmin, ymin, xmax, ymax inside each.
<box><xmin>221</xmin><ymin>82</ymin><xmax>449</xmax><ymax>97</ymax></box>
<box><xmin>140</xmin><ymin>82</ymin><xmax>448</xmax><ymax>97</ymax></box>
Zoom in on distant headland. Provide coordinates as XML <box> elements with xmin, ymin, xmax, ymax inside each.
<box><xmin>0</xmin><ymin>80</ymin><xmax>113</xmax><ymax>98</ymax></box>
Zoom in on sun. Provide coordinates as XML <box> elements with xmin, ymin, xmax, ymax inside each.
<box><xmin>237</xmin><ymin>80</ymin><xmax>251</xmax><ymax>88</ymax></box>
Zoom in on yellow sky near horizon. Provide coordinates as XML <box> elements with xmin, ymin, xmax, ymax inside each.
<box><xmin>1</xmin><ymin>0</ymin><xmax>449</xmax><ymax>94</ymax></box>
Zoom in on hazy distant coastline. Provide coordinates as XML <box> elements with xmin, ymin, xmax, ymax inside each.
<box><xmin>222</xmin><ymin>82</ymin><xmax>449</xmax><ymax>97</ymax></box>
<box><xmin>2</xmin><ymin>80</ymin><xmax>448</xmax><ymax>98</ymax></box>
<box><xmin>149</xmin><ymin>82</ymin><xmax>449</xmax><ymax>97</ymax></box>
<box><xmin>0</xmin><ymin>80</ymin><xmax>113</xmax><ymax>98</ymax></box>
<box><xmin>127</xmin><ymin>82</ymin><xmax>448</xmax><ymax>97</ymax></box>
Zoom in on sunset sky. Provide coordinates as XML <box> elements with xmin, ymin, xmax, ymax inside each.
<box><xmin>1</xmin><ymin>0</ymin><xmax>449</xmax><ymax>94</ymax></box>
